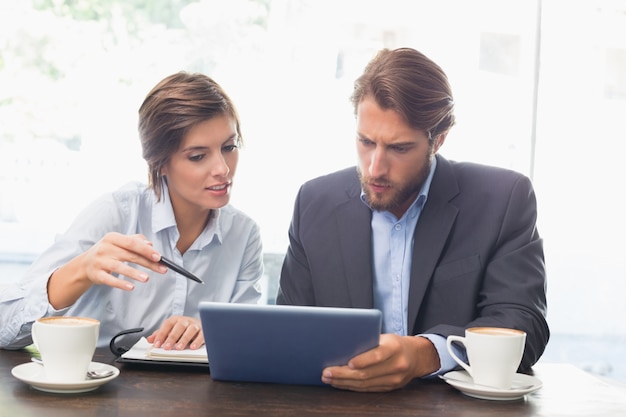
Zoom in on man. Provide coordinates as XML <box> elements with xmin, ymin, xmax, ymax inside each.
<box><xmin>276</xmin><ymin>47</ymin><xmax>549</xmax><ymax>392</ymax></box>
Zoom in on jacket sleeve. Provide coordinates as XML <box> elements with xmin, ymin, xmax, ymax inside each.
<box><xmin>275</xmin><ymin>185</ymin><xmax>317</xmax><ymax>306</ymax></box>
<box><xmin>426</xmin><ymin>174</ymin><xmax>549</xmax><ymax>371</ymax></box>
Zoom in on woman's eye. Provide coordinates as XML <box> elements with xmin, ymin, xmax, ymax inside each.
<box><xmin>223</xmin><ymin>144</ymin><xmax>239</xmax><ymax>152</ymax></box>
<box><xmin>189</xmin><ymin>154</ymin><xmax>205</xmax><ymax>162</ymax></box>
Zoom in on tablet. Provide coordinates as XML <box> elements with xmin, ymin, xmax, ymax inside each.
<box><xmin>199</xmin><ymin>301</ymin><xmax>382</xmax><ymax>385</ymax></box>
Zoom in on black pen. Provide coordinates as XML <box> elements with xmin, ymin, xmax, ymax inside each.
<box><xmin>159</xmin><ymin>256</ymin><xmax>204</xmax><ymax>284</ymax></box>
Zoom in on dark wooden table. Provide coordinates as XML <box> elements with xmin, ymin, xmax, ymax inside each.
<box><xmin>2</xmin><ymin>347</ymin><xmax>625</xmax><ymax>417</ymax></box>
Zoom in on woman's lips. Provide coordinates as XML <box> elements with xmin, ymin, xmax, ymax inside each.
<box><xmin>207</xmin><ymin>183</ymin><xmax>229</xmax><ymax>191</ymax></box>
<box><xmin>206</xmin><ymin>182</ymin><xmax>231</xmax><ymax>195</ymax></box>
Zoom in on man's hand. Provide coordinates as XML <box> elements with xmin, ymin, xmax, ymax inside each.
<box><xmin>321</xmin><ymin>334</ymin><xmax>440</xmax><ymax>392</ymax></box>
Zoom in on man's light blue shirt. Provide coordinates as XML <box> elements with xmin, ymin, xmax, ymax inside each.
<box><xmin>361</xmin><ymin>157</ymin><xmax>463</xmax><ymax>376</ymax></box>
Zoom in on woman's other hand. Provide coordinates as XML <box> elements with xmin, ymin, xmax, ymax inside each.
<box><xmin>147</xmin><ymin>316</ymin><xmax>204</xmax><ymax>350</ymax></box>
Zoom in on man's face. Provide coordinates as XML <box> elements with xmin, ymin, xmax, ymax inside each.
<box><xmin>356</xmin><ymin>96</ymin><xmax>443</xmax><ymax>219</ymax></box>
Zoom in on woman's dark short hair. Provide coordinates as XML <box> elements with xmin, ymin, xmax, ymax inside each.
<box><xmin>351</xmin><ymin>47</ymin><xmax>455</xmax><ymax>141</ymax></box>
<box><xmin>138</xmin><ymin>72</ymin><xmax>242</xmax><ymax>200</ymax></box>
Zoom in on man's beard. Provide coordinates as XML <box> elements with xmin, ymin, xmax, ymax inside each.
<box><xmin>358</xmin><ymin>156</ymin><xmax>432</xmax><ymax>214</ymax></box>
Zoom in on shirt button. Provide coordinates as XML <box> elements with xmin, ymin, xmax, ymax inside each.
<box><xmin>395</xmin><ymin>224</ymin><xmax>401</xmax><ymax>231</ymax></box>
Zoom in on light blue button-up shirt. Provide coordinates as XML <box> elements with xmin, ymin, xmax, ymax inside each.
<box><xmin>371</xmin><ymin>186</ymin><xmax>426</xmax><ymax>336</ymax></box>
<box><xmin>0</xmin><ymin>181</ymin><xmax>263</xmax><ymax>349</ymax></box>
<box><xmin>362</xmin><ymin>158</ymin><xmax>462</xmax><ymax>375</ymax></box>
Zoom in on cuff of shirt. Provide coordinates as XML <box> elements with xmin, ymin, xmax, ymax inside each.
<box><xmin>418</xmin><ymin>333</ymin><xmax>467</xmax><ymax>378</ymax></box>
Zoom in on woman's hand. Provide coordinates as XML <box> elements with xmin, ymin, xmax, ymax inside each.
<box><xmin>147</xmin><ymin>316</ymin><xmax>204</xmax><ymax>350</ymax></box>
<box><xmin>47</xmin><ymin>232</ymin><xmax>166</xmax><ymax>309</ymax></box>
<box><xmin>79</xmin><ymin>232</ymin><xmax>165</xmax><ymax>290</ymax></box>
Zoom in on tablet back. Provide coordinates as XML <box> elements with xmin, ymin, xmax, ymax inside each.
<box><xmin>199</xmin><ymin>302</ymin><xmax>382</xmax><ymax>385</ymax></box>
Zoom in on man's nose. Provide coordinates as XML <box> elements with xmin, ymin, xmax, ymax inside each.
<box><xmin>368</xmin><ymin>147</ymin><xmax>388</xmax><ymax>177</ymax></box>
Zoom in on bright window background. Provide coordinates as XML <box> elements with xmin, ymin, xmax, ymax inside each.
<box><xmin>1</xmin><ymin>0</ymin><xmax>625</xmax><ymax>381</ymax></box>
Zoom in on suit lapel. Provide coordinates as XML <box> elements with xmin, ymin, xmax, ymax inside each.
<box><xmin>407</xmin><ymin>155</ymin><xmax>459</xmax><ymax>331</ymax></box>
<box><xmin>336</xmin><ymin>180</ymin><xmax>374</xmax><ymax>309</ymax></box>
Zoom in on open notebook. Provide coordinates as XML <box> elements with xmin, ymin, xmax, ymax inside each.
<box><xmin>120</xmin><ymin>337</ymin><xmax>208</xmax><ymax>364</ymax></box>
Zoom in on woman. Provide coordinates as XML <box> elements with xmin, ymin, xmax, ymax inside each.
<box><xmin>0</xmin><ymin>72</ymin><xmax>263</xmax><ymax>351</ymax></box>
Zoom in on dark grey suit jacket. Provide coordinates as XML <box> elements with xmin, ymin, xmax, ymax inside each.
<box><xmin>276</xmin><ymin>154</ymin><xmax>549</xmax><ymax>370</ymax></box>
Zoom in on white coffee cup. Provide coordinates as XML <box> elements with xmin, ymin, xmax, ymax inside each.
<box><xmin>31</xmin><ymin>316</ymin><xmax>100</xmax><ymax>382</ymax></box>
<box><xmin>446</xmin><ymin>327</ymin><xmax>526</xmax><ymax>389</ymax></box>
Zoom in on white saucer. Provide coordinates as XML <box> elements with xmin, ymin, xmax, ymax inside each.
<box><xmin>11</xmin><ymin>361</ymin><xmax>120</xmax><ymax>394</ymax></box>
<box><xmin>441</xmin><ymin>370</ymin><xmax>542</xmax><ymax>401</ymax></box>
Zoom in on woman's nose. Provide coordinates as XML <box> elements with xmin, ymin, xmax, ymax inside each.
<box><xmin>211</xmin><ymin>154</ymin><xmax>230</xmax><ymax>177</ymax></box>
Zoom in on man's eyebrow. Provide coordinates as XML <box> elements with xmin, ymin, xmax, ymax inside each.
<box><xmin>357</xmin><ymin>135</ymin><xmax>417</xmax><ymax>148</ymax></box>
<box><xmin>387</xmin><ymin>141</ymin><xmax>417</xmax><ymax>147</ymax></box>
<box><xmin>356</xmin><ymin>129</ymin><xmax>420</xmax><ymax>149</ymax></box>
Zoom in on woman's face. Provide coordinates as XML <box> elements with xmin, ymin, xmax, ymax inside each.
<box><xmin>161</xmin><ymin>114</ymin><xmax>239</xmax><ymax>218</ymax></box>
